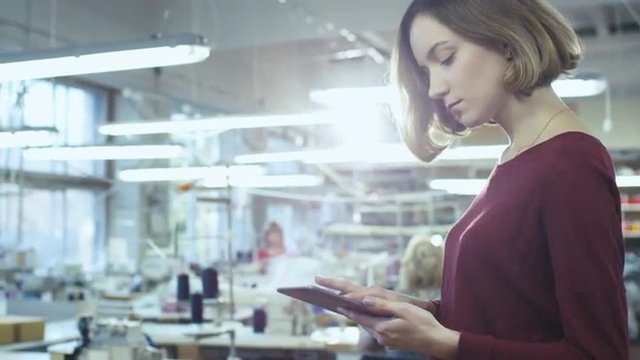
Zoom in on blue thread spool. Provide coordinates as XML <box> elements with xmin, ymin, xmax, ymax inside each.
<box><xmin>253</xmin><ymin>306</ymin><xmax>267</xmax><ymax>333</ymax></box>
<box><xmin>190</xmin><ymin>292</ymin><xmax>203</xmax><ymax>324</ymax></box>
<box><xmin>202</xmin><ymin>267</ymin><xmax>219</xmax><ymax>299</ymax></box>
<box><xmin>177</xmin><ymin>273</ymin><xmax>190</xmax><ymax>302</ymax></box>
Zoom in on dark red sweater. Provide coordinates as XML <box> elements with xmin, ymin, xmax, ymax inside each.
<box><xmin>437</xmin><ymin>132</ymin><xmax>629</xmax><ymax>359</ymax></box>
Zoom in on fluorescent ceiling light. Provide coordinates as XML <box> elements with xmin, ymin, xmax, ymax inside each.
<box><xmin>99</xmin><ymin>111</ymin><xmax>339</xmax><ymax>136</ymax></box>
<box><xmin>0</xmin><ymin>34</ymin><xmax>210</xmax><ymax>82</ymax></box>
<box><xmin>203</xmin><ymin>174</ymin><xmax>324</xmax><ymax>188</ymax></box>
<box><xmin>617</xmin><ymin>176</ymin><xmax>640</xmax><ymax>188</ymax></box>
<box><xmin>431</xmin><ymin>175</ymin><xmax>639</xmax><ymax>195</ymax></box>
<box><xmin>119</xmin><ymin>165</ymin><xmax>264</xmax><ymax>183</ymax></box>
<box><xmin>120</xmin><ymin>166</ymin><xmax>321</xmax><ymax>188</ymax></box>
<box><xmin>322</xmin><ymin>223</ymin><xmax>452</xmax><ymax>237</ymax></box>
<box><xmin>429</xmin><ymin>179</ymin><xmax>488</xmax><ymax>196</ymax></box>
<box><xmin>234</xmin><ymin>143</ymin><xmax>506</xmax><ymax>165</ymax></box>
<box><xmin>234</xmin><ymin>145</ymin><xmax>413</xmax><ymax>164</ymax></box>
<box><xmin>0</xmin><ymin>127</ymin><xmax>57</xmax><ymax>148</ymax></box>
<box><xmin>311</xmin><ymin>78</ymin><xmax>607</xmax><ymax>107</ymax></box>
<box><xmin>23</xmin><ymin>145</ymin><xmax>183</xmax><ymax>161</ymax></box>
<box><xmin>551</xmin><ymin>78</ymin><xmax>607</xmax><ymax>98</ymax></box>
<box><xmin>438</xmin><ymin>145</ymin><xmax>506</xmax><ymax>160</ymax></box>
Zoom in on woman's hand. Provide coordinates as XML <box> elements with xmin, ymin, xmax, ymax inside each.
<box><xmin>315</xmin><ymin>276</ymin><xmax>438</xmax><ymax>315</ymax></box>
<box><xmin>339</xmin><ymin>297</ymin><xmax>460</xmax><ymax>360</ymax></box>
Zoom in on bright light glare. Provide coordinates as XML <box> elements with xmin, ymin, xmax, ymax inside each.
<box><xmin>310</xmin><ymin>87</ymin><xmax>393</xmax><ymax>107</ymax></box>
<box><xmin>332</xmin><ymin>108</ymin><xmax>385</xmax><ymax>146</ymax></box>
<box><xmin>430</xmin><ymin>234</ymin><xmax>444</xmax><ymax>247</ymax></box>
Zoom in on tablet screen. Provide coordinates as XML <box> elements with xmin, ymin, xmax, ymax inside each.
<box><xmin>277</xmin><ymin>285</ymin><xmax>383</xmax><ymax>316</ymax></box>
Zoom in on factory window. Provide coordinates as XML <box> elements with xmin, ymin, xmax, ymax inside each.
<box><xmin>0</xmin><ymin>80</ymin><xmax>108</xmax><ymax>271</ymax></box>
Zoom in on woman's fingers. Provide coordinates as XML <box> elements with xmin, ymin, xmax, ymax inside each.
<box><xmin>315</xmin><ymin>277</ymin><xmax>399</xmax><ymax>307</ymax></box>
<box><xmin>343</xmin><ymin>286</ymin><xmax>390</xmax><ymax>301</ymax></box>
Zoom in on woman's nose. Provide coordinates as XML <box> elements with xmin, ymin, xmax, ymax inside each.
<box><xmin>428</xmin><ymin>72</ymin><xmax>449</xmax><ymax>99</ymax></box>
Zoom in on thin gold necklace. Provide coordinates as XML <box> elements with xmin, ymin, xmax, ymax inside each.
<box><xmin>512</xmin><ymin>107</ymin><xmax>571</xmax><ymax>156</ymax></box>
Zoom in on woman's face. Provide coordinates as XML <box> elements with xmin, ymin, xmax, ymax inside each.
<box><xmin>409</xmin><ymin>14</ymin><xmax>511</xmax><ymax>128</ymax></box>
<box><xmin>267</xmin><ymin>232</ymin><xmax>283</xmax><ymax>248</ymax></box>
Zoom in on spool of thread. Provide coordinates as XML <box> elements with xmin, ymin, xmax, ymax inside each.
<box><xmin>177</xmin><ymin>273</ymin><xmax>190</xmax><ymax>302</ymax></box>
<box><xmin>202</xmin><ymin>267</ymin><xmax>219</xmax><ymax>299</ymax></box>
<box><xmin>252</xmin><ymin>306</ymin><xmax>267</xmax><ymax>333</ymax></box>
<box><xmin>190</xmin><ymin>293</ymin><xmax>203</xmax><ymax>324</ymax></box>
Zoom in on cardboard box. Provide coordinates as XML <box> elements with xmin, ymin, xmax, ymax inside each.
<box><xmin>0</xmin><ymin>319</ymin><xmax>13</xmax><ymax>344</ymax></box>
<box><xmin>0</xmin><ymin>316</ymin><xmax>45</xmax><ymax>344</ymax></box>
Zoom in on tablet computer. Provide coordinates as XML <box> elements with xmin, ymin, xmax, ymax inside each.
<box><xmin>277</xmin><ymin>285</ymin><xmax>386</xmax><ymax>316</ymax></box>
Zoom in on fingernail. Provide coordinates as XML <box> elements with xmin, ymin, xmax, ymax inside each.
<box><xmin>362</xmin><ymin>297</ymin><xmax>375</xmax><ymax>307</ymax></box>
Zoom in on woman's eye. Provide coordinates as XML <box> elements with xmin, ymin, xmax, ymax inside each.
<box><xmin>440</xmin><ymin>54</ymin><xmax>455</xmax><ymax>66</ymax></box>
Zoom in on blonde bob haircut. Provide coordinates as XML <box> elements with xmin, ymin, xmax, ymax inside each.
<box><xmin>392</xmin><ymin>0</ymin><xmax>583</xmax><ymax>162</ymax></box>
<box><xmin>398</xmin><ymin>234</ymin><xmax>443</xmax><ymax>293</ymax></box>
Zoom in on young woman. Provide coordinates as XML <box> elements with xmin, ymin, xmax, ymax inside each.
<box><xmin>257</xmin><ymin>222</ymin><xmax>286</xmax><ymax>273</ymax></box>
<box><xmin>316</xmin><ymin>0</ymin><xmax>629</xmax><ymax>359</ymax></box>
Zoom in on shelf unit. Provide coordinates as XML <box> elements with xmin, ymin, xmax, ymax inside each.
<box><xmin>623</xmin><ymin>204</ymin><xmax>640</xmax><ymax>212</ymax></box>
<box><xmin>323</xmin><ymin>223</ymin><xmax>452</xmax><ymax>237</ymax></box>
<box><xmin>623</xmin><ymin>199</ymin><xmax>640</xmax><ymax>249</ymax></box>
<box><xmin>625</xmin><ymin>231</ymin><xmax>640</xmax><ymax>239</ymax></box>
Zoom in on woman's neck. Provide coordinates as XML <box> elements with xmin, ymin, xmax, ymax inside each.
<box><xmin>494</xmin><ymin>87</ymin><xmax>569</xmax><ymax>150</ymax></box>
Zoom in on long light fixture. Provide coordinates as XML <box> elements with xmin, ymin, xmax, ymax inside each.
<box><xmin>550</xmin><ymin>77</ymin><xmax>607</xmax><ymax>98</ymax></box>
<box><xmin>23</xmin><ymin>145</ymin><xmax>183</xmax><ymax>161</ymax></box>
<box><xmin>310</xmin><ymin>77</ymin><xmax>607</xmax><ymax>107</ymax></box>
<box><xmin>429</xmin><ymin>179</ymin><xmax>488</xmax><ymax>195</ymax></box>
<box><xmin>119</xmin><ymin>165</ymin><xmax>264</xmax><ymax>182</ymax></box>
<box><xmin>119</xmin><ymin>166</ymin><xmax>322</xmax><ymax>188</ymax></box>
<box><xmin>430</xmin><ymin>175</ymin><xmax>640</xmax><ymax>195</ymax></box>
<box><xmin>0</xmin><ymin>34</ymin><xmax>210</xmax><ymax>83</ymax></box>
<box><xmin>202</xmin><ymin>174</ymin><xmax>324</xmax><ymax>188</ymax></box>
<box><xmin>234</xmin><ymin>143</ymin><xmax>506</xmax><ymax>165</ymax></box>
<box><xmin>0</xmin><ymin>127</ymin><xmax>57</xmax><ymax>148</ymax></box>
<box><xmin>99</xmin><ymin>111</ymin><xmax>345</xmax><ymax>136</ymax></box>
<box><xmin>617</xmin><ymin>176</ymin><xmax>640</xmax><ymax>188</ymax></box>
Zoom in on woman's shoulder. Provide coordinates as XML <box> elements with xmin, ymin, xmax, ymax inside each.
<box><xmin>534</xmin><ymin>131</ymin><xmax>616</xmax><ymax>187</ymax></box>
<box><xmin>496</xmin><ymin>131</ymin><xmax>614</xmax><ymax>189</ymax></box>
<box><xmin>540</xmin><ymin>131</ymin><xmax>609</xmax><ymax>164</ymax></box>
<box><xmin>496</xmin><ymin>131</ymin><xmax>609</xmax><ymax>176</ymax></box>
